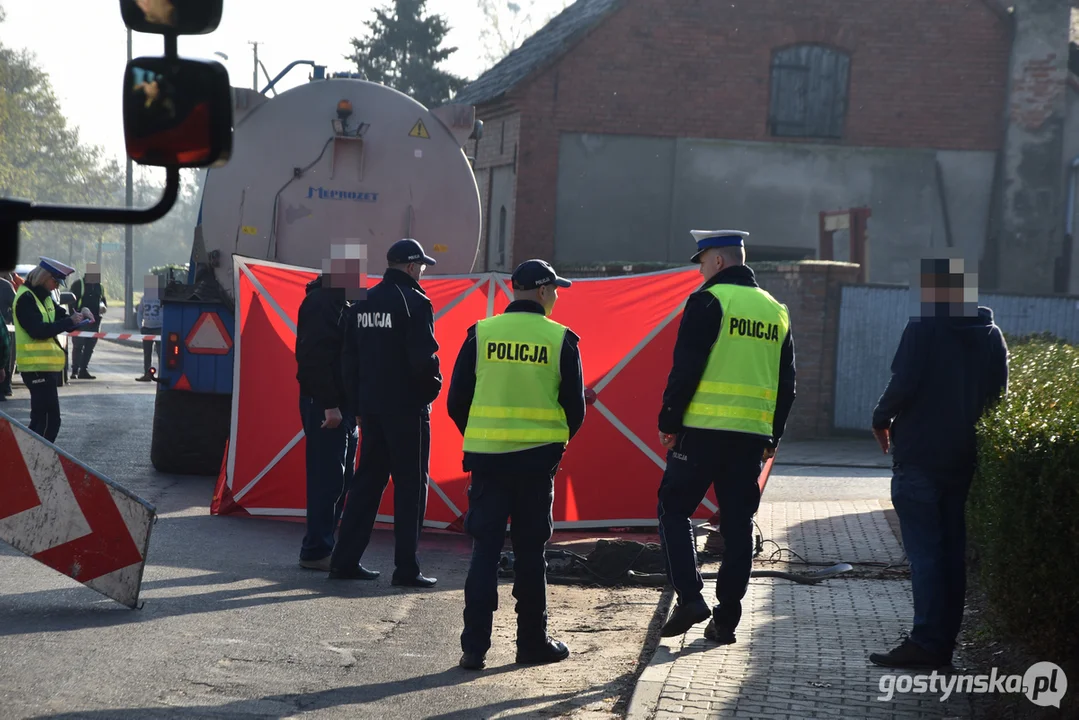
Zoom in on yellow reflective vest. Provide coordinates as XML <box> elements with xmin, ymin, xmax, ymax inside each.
<box><xmin>682</xmin><ymin>283</ymin><xmax>790</xmax><ymax>438</ymax></box>
<box><xmin>13</xmin><ymin>284</ymin><xmax>66</xmax><ymax>373</ymax></box>
<box><xmin>463</xmin><ymin>311</ymin><xmax>570</xmax><ymax>454</ymax></box>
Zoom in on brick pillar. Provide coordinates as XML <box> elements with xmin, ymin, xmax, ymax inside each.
<box><xmin>756</xmin><ymin>261</ymin><xmax>860</xmax><ymax>440</ymax></box>
<box><xmin>994</xmin><ymin>0</ymin><xmax>1071</xmax><ymax>293</ymax></box>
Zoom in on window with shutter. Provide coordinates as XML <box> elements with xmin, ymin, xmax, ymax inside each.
<box><xmin>769</xmin><ymin>45</ymin><xmax>850</xmax><ymax>139</ymax></box>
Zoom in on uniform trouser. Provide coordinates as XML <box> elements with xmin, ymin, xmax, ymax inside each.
<box><xmin>891</xmin><ymin>463</ymin><xmax>973</xmax><ymax>658</ymax></box>
<box><xmin>460</xmin><ymin>470</ymin><xmax>555</xmax><ymax>656</ymax></box>
<box><xmin>21</xmin><ymin>372</ymin><xmax>62</xmax><ymax>443</ymax></box>
<box><xmin>141</xmin><ymin>327</ymin><xmax>161</xmax><ymax>374</ymax></box>
<box><xmin>298</xmin><ymin>395</ymin><xmax>357</xmax><ymax>562</ymax></box>
<box><xmin>1</xmin><ymin>329</ymin><xmax>11</xmax><ymax>395</ymax></box>
<box><xmin>71</xmin><ymin>336</ymin><xmax>98</xmax><ymax>373</ymax></box>
<box><xmin>657</xmin><ymin>431</ymin><xmax>763</xmax><ymax>629</ymax></box>
<box><xmin>331</xmin><ymin>412</ymin><xmax>431</xmax><ymax>578</ymax></box>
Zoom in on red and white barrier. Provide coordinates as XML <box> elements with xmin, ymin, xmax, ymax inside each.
<box><xmin>0</xmin><ymin>411</ymin><xmax>156</xmax><ymax>608</ymax></box>
<box><xmin>4</xmin><ymin>324</ymin><xmax>160</xmax><ymax>341</ymax></box>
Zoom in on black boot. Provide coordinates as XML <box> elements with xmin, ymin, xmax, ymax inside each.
<box><xmin>516</xmin><ymin>638</ymin><xmax>569</xmax><ymax>665</ymax></box>
<box><xmin>459</xmin><ymin>652</ymin><xmax>487</xmax><ymax>670</ymax></box>
<box><xmin>660</xmin><ymin>598</ymin><xmax>711</xmax><ymax>637</ymax></box>
<box><xmin>703</xmin><ymin>619</ymin><xmax>736</xmax><ymax>645</ymax></box>
<box><xmin>392</xmin><ymin>572</ymin><xmax>437</xmax><ymax>588</ymax></box>
<box><xmin>328</xmin><ymin>564</ymin><xmax>380</xmax><ymax>580</ymax></box>
<box><xmin>870</xmin><ymin>638</ymin><xmax>950</xmax><ymax>670</ymax></box>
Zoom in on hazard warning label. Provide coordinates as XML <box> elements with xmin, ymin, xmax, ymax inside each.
<box><xmin>409</xmin><ymin>119</ymin><xmax>430</xmax><ymax>139</ymax></box>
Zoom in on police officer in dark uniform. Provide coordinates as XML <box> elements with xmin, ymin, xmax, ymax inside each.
<box><xmin>447</xmin><ymin>259</ymin><xmax>586</xmax><ymax>670</ymax></box>
<box><xmin>330</xmin><ymin>238</ymin><xmax>442</xmax><ymax>587</ymax></box>
<box><xmin>656</xmin><ymin>230</ymin><xmax>796</xmax><ymax>644</ymax></box>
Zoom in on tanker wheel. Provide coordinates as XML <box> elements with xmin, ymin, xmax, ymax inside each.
<box><xmin>150</xmin><ymin>387</ymin><xmax>232</xmax><ymax>476</ymax></box>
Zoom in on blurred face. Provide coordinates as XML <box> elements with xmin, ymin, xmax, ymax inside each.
<box><xmin>406</xmin><ymin>262</ymin><xmax>427</xmax><ymax>281</ymax></box>
<box><xmin>43</xmin><ymin>275</ymin><xmax>59</xmax><ymax>292</ymax></box>
<box><xmin>136</xmin><ymin>0</ymin><xmax>176</xmax><ymax>25</ymax></box>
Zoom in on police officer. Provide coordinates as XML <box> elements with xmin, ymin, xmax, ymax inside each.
<box><xmin>294</xmin><ymin>262</ymin><xmax>359</xmax><ymax>571</ymax></box>
<box><xmin>448</xmin><ymin>259</ymin><xmax>586</xmax><ymax>670</ymax></box>
<box><xmin>330</xmin><ymin>239</ymin><xmax>442</xmax><ymax>587</ymax></box>
<box><xmin>656</xmin><ymin>230</ymin><xmax>796</xmax><ymax>643</ymax></box>
<box><xmin>70</xmin><ymin>263</ymin><xmax>107</xmax><ymax>380</ymax></box>
<box><xmin>12</xmin><ymin>258</ymin><xmax>93</xmax><ymax>442</ymax></box>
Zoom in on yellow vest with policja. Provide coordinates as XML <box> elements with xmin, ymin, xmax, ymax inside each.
<box><xmin>682</xmin><ymin>283</ymin><xmax>789</xmax><ymax>438</ymax></box>
<box><xmin>462</xmin><ymin>312</ymin><xmax>571</xmax><ymax>454</ymax></box>
<box><xmin>12</xmin><ymin>284</ymin><xmax>66</xmax><ymax>373</ymax></box>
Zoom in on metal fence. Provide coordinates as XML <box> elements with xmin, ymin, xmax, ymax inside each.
<box><xmin>833</xmin><ymin>285</ymin><xmax>1079</xmax><ymax>431</ymax></box>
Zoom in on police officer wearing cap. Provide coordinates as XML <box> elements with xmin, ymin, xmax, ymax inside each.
<box><xmin>447</xmin><ymin>259</ymin><xmax>586</xmax><ymax>671</ymax></box>
<box><xmin>330</xmin><ymin>238</ymin><xmax>443</xmax><ymax>587</ymax></box>
<box><xmin>656</xmin><ymin>231</ymin><xmax>796</xmax><ymax>644</ymax></box>
<box><xmin>12</xmin><ymin>258</ymin><xmax>94</xmax><ymax>442</ymax></box>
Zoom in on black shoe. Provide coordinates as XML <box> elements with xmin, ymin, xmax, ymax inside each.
<box><xmin>459</xmin><ymin>652</ymin><xmax>486</xmax><ymax>670</ymax></box>
<box><xmin>660</xmin><ymin>599</ymin><xmax>711</xmax><ymax>637</ymax></box>
<box><xmin>392</xmin><ymin>573</ymin><xmax>437</xmax><ymax>588</ymax></box>
<box><xmin>328</xmin><ymin>564</ymin><xmax>380</xmax><ymax>580</ymax></box>
<box><xmin>77</xmin><ymin>371</ymin><xmax>96</xmax><ymax>380</ymax></box>
<box><xmin>516</xmin><ymin>638</ymin><xmax>570</xmax><ymax>665</ymax></box>
<box><xmin>870</xmin><ymin>638</ymin><xmax>950</xmax><ymax>670</ymax></box>
<box><xmin>703</xmin><ymin>619</ymin><xmax>736</xmax><ymax>645</ymax></box>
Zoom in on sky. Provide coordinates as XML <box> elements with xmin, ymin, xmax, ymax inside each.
<box><xmin>0</xmin><ymin>0</ymin><xmax>565</xmax><ymax>166</ymax></box>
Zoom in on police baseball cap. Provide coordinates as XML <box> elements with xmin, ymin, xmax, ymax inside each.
<box><xmin>511</xmin><ymin>259</ymin><xmax>572</xmax><ymax>290</ymax></box>
<box><xmin>387</xmin><ymin>238</ymin><xmax>437</xmax><ymax>266</ymax></box>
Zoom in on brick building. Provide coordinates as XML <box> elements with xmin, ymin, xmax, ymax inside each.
<box><xmin>458</xmin><ymin>0</ymin><xmax>1079</xmax><ymax>295</ymax></box>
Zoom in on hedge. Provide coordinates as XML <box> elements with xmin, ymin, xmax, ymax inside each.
<box><xmin>969</xmin><ymin>333</ymin><xmax>1079</xmax><ymax>661</ymax></box>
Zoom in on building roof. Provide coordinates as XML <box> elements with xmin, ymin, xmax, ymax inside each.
<box><xmin>454</xmin><ymin>0</ymin><xmax>624</xmax><ymax>106</ymax></box>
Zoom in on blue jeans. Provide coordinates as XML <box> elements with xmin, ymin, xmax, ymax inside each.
<box><xmin>891</xmin><ymin>464</ymin><xmax>974</xmax><ymax>658</ymax></box>
<box><xmin>299</xmin><ymin>395</ymin><xmax>357</xmax><ymax>561</ymax></box>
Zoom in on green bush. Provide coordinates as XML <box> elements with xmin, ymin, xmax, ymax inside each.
<box><xmin>969</xmin><ymin>333</ymin><xmax>1079</xmax><ymax>661</ymax></box>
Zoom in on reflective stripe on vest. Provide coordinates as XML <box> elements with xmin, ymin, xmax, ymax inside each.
<box><xmin>682</xmin><ymin>283</ymin><xmax>789</xmax><ymax>437</ymax></box>
<box><xmin>13</xmin><ymin>284</ymin><xmax>65</xmax><ymax>372</ymax></box>
<box><xmin>463</xmin><ymin>312</ymin><xmax>570</xmax><ymax>453</ymax></box>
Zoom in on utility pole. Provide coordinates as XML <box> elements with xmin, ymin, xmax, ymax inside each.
<box><xmin>124</xmin><ymin>26</ymin><xmax>135</xmax><ymax>329</ymax></box>
<box><xmin>249</xmin><ymin>41</ymin><xmax>261</xmax><ymax>90</ymax></box>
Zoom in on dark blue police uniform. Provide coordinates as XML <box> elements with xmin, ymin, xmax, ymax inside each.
<box><xmin>329</xmin><ymin>239</ymin><xmax>442</xmax><ymax>587</ymax></box>
<box><xmin>447</xmin><ymin>259</ymin><xmax>586</xmax><ymax>670</ymax></box>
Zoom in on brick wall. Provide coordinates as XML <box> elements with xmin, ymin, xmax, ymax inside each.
<box><xmin>501</xmin><ymin>0</ymin><xmax>1012</xmax><ymax>266</ymax></box>
<box><xmin>465</xmin><ymin>111</ymin><xmax>520</xmax><ymax>270</ymax></box>
<box><xmin>755</xmin><ymin>262</ymin><xmax>861</xmax><ymax>440</ymax></box>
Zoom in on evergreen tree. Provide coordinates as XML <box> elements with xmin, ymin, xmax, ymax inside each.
<box><xmin>347</xmin><ymin>0</ymin><xmax>466</xmax><ymax>108</ymax></box>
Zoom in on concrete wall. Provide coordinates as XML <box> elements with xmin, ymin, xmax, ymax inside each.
<box><xmin>554</xmin><ymin>133</ymin><xmax>996</xmax><ymax>285</ymax></box>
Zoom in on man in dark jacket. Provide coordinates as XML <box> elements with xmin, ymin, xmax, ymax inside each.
<box><xmin>294</xmin><ymin>271</ymin><xmax>357</xmax><ymax>570</ymax></box>
<box><xmin>870</xmin><ymin>258</ymin><xmax>1009</xmax><ymax>670</ymax></box>
<box><xmin>330</xmin><ymin>238</ymin><xmax>443</xmax><ymax>587</ymax></box>
<box><xmin>657</xmin><ymin>230</ymin><xmax>796</xmax><ymax>643</ymax></box>
<box><xmin>448</xmin><ymin>259</ymin><xmax>587</xmax><ymax>670</ymax></box>
<box><xmin>70</xmin><ymin>263</ymin><xmax>107</xmax><ymax>380</ymax></box>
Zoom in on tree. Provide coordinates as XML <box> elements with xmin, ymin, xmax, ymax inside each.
<box><xmin>478</xmin><ymin>0</ymin><xmax>569</xmax><ymax>68</ymax></box>
<box><xmin>347</xmin><ymin>0</ymin><xmax>466</xmax><ymax>108</ymax></box>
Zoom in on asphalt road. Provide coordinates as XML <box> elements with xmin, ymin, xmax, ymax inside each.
<box><xmin>0</xmin><ymin>341</ymin><xmax>892</xmax><ymax>720</ymax></box>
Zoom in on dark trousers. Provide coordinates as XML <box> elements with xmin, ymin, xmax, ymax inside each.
<box><xmin>298</xmin><ymin>395</ymin><xmax>357</xmax><ymax>561</ymax></box>
<box><xmin>461</xmin><ymin>470</ymin><xmax>555</xmax><ymax>656</ymax></box>
<box><xmin>891</xmin><ymin>463</ymin><xmax>973</xmax><ymax>658</ymax></box>
<box><xmin>141</xmin><ymin>327</ymin><xmax>160</xmax><ymax>374</ymax></box>
<box><xmin>71</xmin><ymin>336</ymin><xmax>98</xmax><ymax>373</ymax></box>
<box><xmin>331</xmin><ymin>412</ymin><xmax>431</xmax><ymax>578</ymax></box>
<box><xmin>657</xmin><ymin>431</ymin><xmax>763</xmax><ymax>629</ymax></box>
<box><xmin>2</xmin><ymin>326</ymin><xmax>12</xmax><ymax>395</ymax></box>
<box><xmin>22</xmin><ymin>372</ymin><xmax>62</xmax><ymax>443</ymax></box>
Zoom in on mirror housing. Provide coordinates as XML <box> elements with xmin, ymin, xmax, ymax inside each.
<box><xmin>123</xmin><ymin>57</ymin><xmax>233</xmax><ymax>168</ymax></box>
<box><xmin>119</xmin><ymin>0</ymin><xmax>223</xmax><ymax>35</ymax></box>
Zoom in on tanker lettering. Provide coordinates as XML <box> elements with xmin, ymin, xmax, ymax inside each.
<box><xmin>307</xmin><ymin>186</ymin><xmax>379</xmax><ymax>203</ymax></box>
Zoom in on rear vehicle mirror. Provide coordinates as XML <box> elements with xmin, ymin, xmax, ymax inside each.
<box><xmin>119</xmin><ymin>0</ymin><xmax>223</xmax><ymax>35</ymax></box>
<box><xmin>123</xmin><ymin>57</ymin><xmax>234</xmax><ymax>168</ymax></box>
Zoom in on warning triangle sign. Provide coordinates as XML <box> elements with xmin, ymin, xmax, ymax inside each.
<box><xmin>409</xmin><ymin>119</ymin><xmax>430</xmax><ymax>139</ymax></box>
<box><xmin>185</xmin><ymin>312</ymin><xmax>233</xmax><ymax>355</ymax></box>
